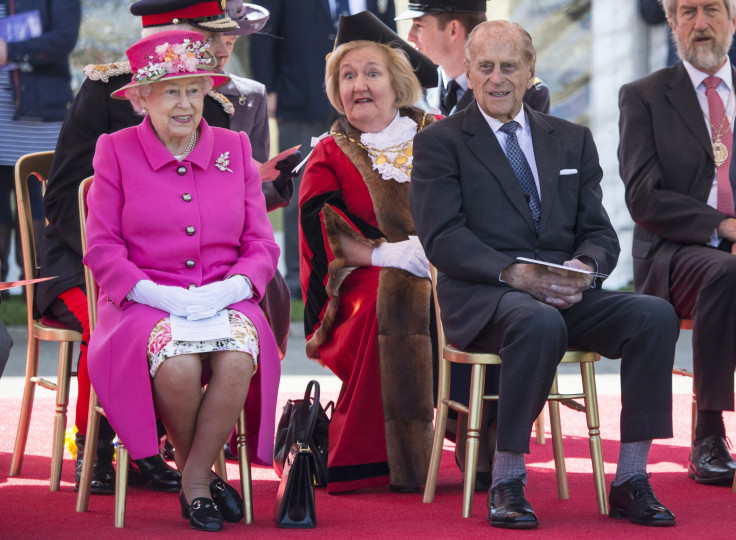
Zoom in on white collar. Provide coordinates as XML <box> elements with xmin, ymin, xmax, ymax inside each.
<box><xmin>683</xmin><ymin>59</ymin><xmax>734</xmax><ymax>92</ymax></box>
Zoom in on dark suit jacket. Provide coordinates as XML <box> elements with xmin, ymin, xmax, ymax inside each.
<box><xmin>249</xmin><ymin>0</ymin><xmax>396</xmax><ymax>123</ymax></box>
<box><xmin>410</xmin><ymin>103</ymin><xmax>619</xmax><ymax>348</ymax></box>
<box><xmin>618</xmin><ymin>61</ymin><xmax>734</xmax><ymax>301</ymax></box>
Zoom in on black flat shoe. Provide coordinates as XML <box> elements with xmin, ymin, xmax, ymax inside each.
<box><xmin>688</xmin><ymin>435</ymin><xmax>736</xmax><ymax>485</ymax></box>
<box><xmin>74</xmin><ymin>434</ymin><xmax>115</xmax><ymax>495</ymax></box>
<box><xmin>129</xmin><ymin>454</ymin><xmax>181</xmax><ymax>493</ymax></box>
<box><xmin>210</xmin><ymin>475</ymin><xmax>243</xmax><ymax>523</ymax></box>
<box><xmin>608</xmin><ymin>474</ymin><xmax>675</xmax><ymax>526</ymax></box>
<box><xmin>179</xmin><ymin>492</ymin><xmax>223</xmax><ymax>532</ymax></box>
<box><xmin>487</xmin><ymin>478</ymin><xmax>538</xmax><ymax>529</ymax></box>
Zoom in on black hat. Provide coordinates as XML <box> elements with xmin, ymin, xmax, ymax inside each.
<box><xmin>224</xmin><ymin>1</ymin><xmax>269</xmax><ymax>36</ymax></box>
<box><xmin>130</xmin><ymin>0</ymin><xmax>239</xmax><ymax>32</ymax></box>
<box><xmin>395</xmin><ymin>1</ymin><xmax>488</xmax><ymax>21</ymax></box>
<box><xmin>334</xmin><ymin>11</ymin><xmax>438</xmax><ymax>88</ymax></box>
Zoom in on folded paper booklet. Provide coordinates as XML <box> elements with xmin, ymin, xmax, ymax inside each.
<box><xmin>0</xmin><ymin>276</ymin><xmax>54</xmax><ymax>291</ymax></box>
<box><xmin>516</xmin><ymin>257</ymin><xmax>593</xmax><ymax>275</ymax></box>
<box><xmin>256</xmin><ymin>145</ymin><xmax>301</xmax><ymax>183</ymax></box>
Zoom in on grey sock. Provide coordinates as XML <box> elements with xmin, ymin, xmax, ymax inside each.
<box><xmin>491</xmin><ymin>450</ymin><xmax>526</xmax><ymax>489</ymax></box>
<box><xmin>612</xmin><ymin>440</ymin><xmax>652</xmax><ymax>486</ymax></box>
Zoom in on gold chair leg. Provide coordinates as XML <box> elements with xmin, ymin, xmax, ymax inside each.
<box><xmin>549</xmin><ymin>374</ymin><xmax>569</xmax><ymax>500</ymax></box>
<box><xmin>535</xmin><ymin>408</ymin><xmax>545</xmax><ymax>445</ymax></box>
<box><xmin>423</xmin><ymin>353</ymin><xmax>452</xmax><ymax>504</ymax></box>
<box><xmin>462</xmin><ymin>363</ymin><xmax>486</xmax><ymax>518</ymax></box>
<box><xmin>9</xmin><ymin>335</ymin><xmax>40</xmax><ymax>476</ymax></box>
<box><xmin>236</xmin><ymin>410</ymin><xmax>253</xmax><ymax>524</ymax></box>
<box><xmin>77</xmin><ymin>390</ymin><xmax>100</xmax><ymax>512</ymax></box>
<box><xmin>580</xmin><ymin>361</ymin><xmax>607</xmax><ymax>515</ymax></box>
<box><xmin>215</xmin><ymin>449</ymin><xmax>228</xmax><ymax>481</ymax></box>
<box><xmin>50</xmin><ymin>341</ymin><xmax>74</xmax><ymax>491</ymax></box>
<box><xmin>115</xmin><ymin>445</ymin><xmax>129</xmax><ymax>528</ymax></box>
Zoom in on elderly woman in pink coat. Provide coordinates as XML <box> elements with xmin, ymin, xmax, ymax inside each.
<box><xmin>83</xmin><ymin>30</ymin><xmax>279</xmax><ymax>533</ymax></box>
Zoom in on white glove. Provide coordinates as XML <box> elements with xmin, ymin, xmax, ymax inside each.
<box><xmin>128</xmin><ymin>280</ymin><xmax>196</xmax><ymax>317</ymax></box>
<box><xmin>371</xmin><ymin>235</ymin><xmax>430</xmax><ymax>279</ymax></box>
<box><xmin>185</xmin><ymin>275</ymin><xmax>253</xmax><ymax>321</ymax></box>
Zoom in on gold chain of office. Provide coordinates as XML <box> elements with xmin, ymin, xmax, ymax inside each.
<box><xmin>330</xmin><ymin>113</ymin><xmax>427</xmax><ymax>177</ymax></box>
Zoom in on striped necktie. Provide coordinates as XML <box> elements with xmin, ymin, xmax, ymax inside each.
<box><xmin>499</xmin><ymin>121</ymin><xmax>541</xmax><ymax>233</ymax></box>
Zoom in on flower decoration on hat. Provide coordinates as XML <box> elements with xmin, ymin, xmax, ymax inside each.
<box><xmin>134</xmin><ymin>38</ymin><xmax>215</xmax><ymax>84</ymax></box>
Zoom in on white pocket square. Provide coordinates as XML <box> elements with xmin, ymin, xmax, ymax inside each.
<box><xmin>559</xmin><ymin>168</ymin><xmax>578</xmax><ymax>175</ymax></box>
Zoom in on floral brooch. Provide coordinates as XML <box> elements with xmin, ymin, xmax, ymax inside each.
<box><xmin>215</xmin><ymin>152</ymin><xmax>233</xmax><ymax>173</ymax></box>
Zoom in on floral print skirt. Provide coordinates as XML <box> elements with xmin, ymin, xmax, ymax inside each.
<box><xmin>147</xmin><ymin>309</ymin><xmax>259</xmax><ymax>378</ymax></box>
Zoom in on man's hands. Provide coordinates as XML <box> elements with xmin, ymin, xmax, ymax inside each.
<box><xmin>501</xmin><ymin>258</ymin><xmax>594</xmax><ymax>309</ymax></box>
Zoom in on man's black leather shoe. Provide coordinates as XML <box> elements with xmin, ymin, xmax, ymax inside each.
<box><xmin>688</xmin><ymin>435</ymin><xmax>736</xmax><ymax>485</ymax></box>
<box><xmin>74</xmin><ymin>434</ymin><xmax>115</xmax><ymax>495</ymax></box>
<box><xmin>487</xmin><ymin>478</ymin><xmax>538</xmax><ymax>529</ymax></box>
<box><xmin>608</xmin><ymin>474</ymin><xmax>675</xmax><ymax>526</ymax></box>
<box><xmin>129</xmin><ymin>454</ymin><xmax>181</xmax><ymax>493</ymax></box>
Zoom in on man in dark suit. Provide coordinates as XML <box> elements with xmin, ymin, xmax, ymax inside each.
<box><xmin>397</xmin><ymin>1</ymin><xmax>549</xmax><ymax>116</ymax></box>
<box><xmin>411</xmin><ymin>20</ymin><xmax>678</xmax><ymax>529</ymax></box>
<box><xmin>250</xmin><ymin>1</ymin><xmax>396</xmax><ymax>297</ymax></box>
<box><xmin>619</xmin><ymin>0</ymin><xmax>736</xmax><ymax>486</ymax></box>
<box><xmin>398</xmin><ymin>2</ymin><xmax>550</xmax><ymax>488</ymax></box>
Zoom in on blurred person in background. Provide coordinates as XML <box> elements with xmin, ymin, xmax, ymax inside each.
<box><xmin>0</xmin><ymin>0</ymin><xmax>80</xmax><ymax>286</ymax></box>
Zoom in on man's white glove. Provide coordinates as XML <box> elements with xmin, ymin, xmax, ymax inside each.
<box><xmin>185</xmin><ymin>275</ymin><xmax>253</xmax><ymax>321</ymax></box>
<box><xmin>370</xmin><ymin>235</ymin><xmax>430</xmax><ymax>279</ymax></box>
<box><xmin>128</xmin><ymin>280</ymin><xmax>195</xmax><ymax>317</ymax></box>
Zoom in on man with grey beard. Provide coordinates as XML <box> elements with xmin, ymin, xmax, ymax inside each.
<box><xmin>619</xmin><ymin>0</ymin><xmax>736</xmax><ymax>487</ymax></box>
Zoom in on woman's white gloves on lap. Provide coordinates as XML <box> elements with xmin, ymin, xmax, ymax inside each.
<box><xmin>371</xmin><ymin>235</ymin><xmax>430</xmax><ymax>279</ymax></box>
<box><xmin>185</xmin><ymin>275</ymin><xmax>253</xmax><ymax>320</ymax></box>
<box><xmin>128</xmin><ymin>275</ymin><xmax>253</xmax><ymax>320</ymax></box>
<box><xmin>128</xmin><ymin>280</ymin><xmax>196</xmax><ymax>317</ymax></box>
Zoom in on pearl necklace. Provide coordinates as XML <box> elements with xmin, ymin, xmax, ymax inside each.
<box><xmin>179</xmin><ymin>130</ymin><xmax>198</xmax><ymax>159</ymax></box>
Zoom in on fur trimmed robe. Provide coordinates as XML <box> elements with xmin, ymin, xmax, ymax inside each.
<box><xmin>299</xmin><ymin>107</ymin><xmax>436</xmax><ymax>491</ymax></box>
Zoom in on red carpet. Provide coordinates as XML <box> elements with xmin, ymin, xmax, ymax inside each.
<box><xmin>1</xmin><ymin>391</ymin><xmax>735</xmax><ymax>539</ymax></box>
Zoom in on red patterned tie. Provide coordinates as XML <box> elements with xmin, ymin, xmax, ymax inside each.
<box><xmin>704</xmin><ymin>76</ymin><xmax>735</xmax><ymax>217</ymax></box>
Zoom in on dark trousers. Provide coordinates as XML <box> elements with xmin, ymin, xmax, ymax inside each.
<box><xmin>469</xmin><ymin>288</ymin><xmax>678</xmax><ymax>453</ymax></box>
<box><xmin>669</xmin><ymin>242</ymin><xmax>736</xmax><ymax>411</ymax></box>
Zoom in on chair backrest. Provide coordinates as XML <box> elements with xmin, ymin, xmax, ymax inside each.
<box><xmin>78</xmin><ymin>176</ymin><xmax>98</xmax><ymax>330</ymax></box>
<box><xmin>14</xmin><ymin>151</ymin><xmax>55</xmax><ymax>326</ymax></box>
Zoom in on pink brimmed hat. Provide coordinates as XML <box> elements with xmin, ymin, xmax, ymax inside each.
<box><xmin>112</xmin><ymin>30</ymin><xmax>230</xmax><ymax>99</ymax></box>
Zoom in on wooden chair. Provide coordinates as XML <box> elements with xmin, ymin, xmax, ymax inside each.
<box><xmin>9</xmin><ymin>151</ymin><xmax>83</xmax><ymax>491</ymax></box>
<box><xmin>75</xmin><ymin>177</ymin><xmax>254</xmax><ymax>526</ymax></box>
<box><xmin>423</xmin><ymin>266</ymin><xmax>608</xmax><ymax>517</ymax></box>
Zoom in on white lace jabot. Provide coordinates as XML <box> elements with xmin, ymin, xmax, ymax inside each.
<box><xmin>360</xmin><ymin>112</ymin><xmax>418</xmax><ymax>183</ymax></box>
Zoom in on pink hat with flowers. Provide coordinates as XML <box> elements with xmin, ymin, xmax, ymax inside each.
<box><xmin>112</xmin><ymin>30</ymin><xmax>230</xmax><ymax>99</ymax></box>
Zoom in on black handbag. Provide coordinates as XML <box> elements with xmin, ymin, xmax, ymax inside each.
<box><xmin>273</xmin><ymin>380</ymin><xmax>320</xmax><ymax>528</ymax></box>
<box><xmin>274</xmin><ymin>379</ymin><xmax>333</xmax><ymax>487</ymax></box>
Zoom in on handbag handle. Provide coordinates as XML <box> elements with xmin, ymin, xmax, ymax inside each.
<box><xmin>297</xmin><ymin>380</ymin><xmax>321</xmax><ymax>443</ymax></box>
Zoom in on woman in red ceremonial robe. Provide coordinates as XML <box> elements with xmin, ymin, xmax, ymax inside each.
<box><xmin>298</xmin><ymin>12</ymin><xmax>440</xmax><ymax>493</ymax></box>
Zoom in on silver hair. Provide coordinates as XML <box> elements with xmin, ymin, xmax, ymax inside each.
<box><xmin>660</xmin><ymin>0</ymin><xmax>736</xmax><ymax>19</ymax></box>
<box><xmin>124</xmin><ymin>76</ymin><xmax>214</xmax><ymax>114</ymax></box>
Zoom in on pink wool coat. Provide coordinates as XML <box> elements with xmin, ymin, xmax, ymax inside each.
<box><xmin>84</xmin><ymin>116</ymin><xmax>281</xmax><ymax>463</ymax></box>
